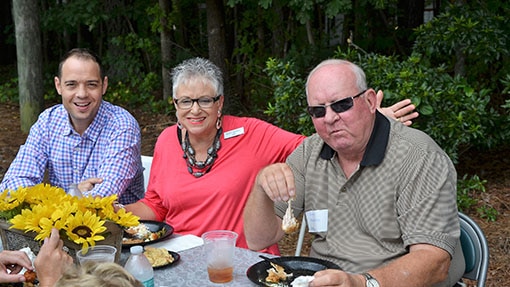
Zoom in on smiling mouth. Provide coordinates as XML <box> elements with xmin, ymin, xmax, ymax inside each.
<box><xmin>74</xmin><ymin>103</ymin><xmax>91</xmax><ymax>107</ymax></box>
<box><xmin>188</xmin><ymin>117</ymin><xmax>206</xmax><ymax>123</ymax></box>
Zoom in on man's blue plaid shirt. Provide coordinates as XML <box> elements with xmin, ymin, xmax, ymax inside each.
<box><xmin>0</xmin><ymin>101</ymin><xmax>144</xmax><ymax>204</ymax></box>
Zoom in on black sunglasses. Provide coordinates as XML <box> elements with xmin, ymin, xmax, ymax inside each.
<box><xmin>307</xmin><ymin>89</ymin><xmax>367</xmax><ymax>118</ymax></box>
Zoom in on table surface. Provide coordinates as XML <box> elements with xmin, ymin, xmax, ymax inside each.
<box><xmin>120</xmin><ymin>237</ymin><xmax>271</xmax><ymax>287</ymax></box>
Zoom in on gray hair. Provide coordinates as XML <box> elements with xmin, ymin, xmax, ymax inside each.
<box><xmin>171</xmin><ymin>57</ymin><xmax>224</xmax><ymax>99</ymax></box>
<box><xmin>305</xmin><ymin>59</ymin><xmax>367</xmax><ymax>97</ymax></box>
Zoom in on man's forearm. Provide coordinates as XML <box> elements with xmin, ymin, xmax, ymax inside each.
<box><xmin>243</xmin><ymin>184</ymin><xmax>285</xmax><ymax>251</ymax></box>
<box><xmin>367</xmin><ymin>244</ymin><xmax>451</xmax><ymax>287</ymax></box>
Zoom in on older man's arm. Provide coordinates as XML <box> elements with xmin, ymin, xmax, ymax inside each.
<box><xmin>244</xmin><ymin>163</ymin><xmax>294</xmax><ymax>251</ymax></box>
<box><xmin>311</xmin><ymin>244</ymin><xmax>451</xmax><ymax>287</ymax></box>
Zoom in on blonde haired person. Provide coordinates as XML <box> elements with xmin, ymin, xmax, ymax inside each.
<box><xmin>54</xmin><ymin>261</ymin><xmax>142</xmax><ymax>287</ymax></box>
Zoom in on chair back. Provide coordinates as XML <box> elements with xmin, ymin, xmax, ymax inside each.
<box><xmin>459</xmin><ymin>212</ymin><xmax>489</xmax><ymax>287</ymax></box>
<box><xmin>141</xmin><ymin>155</ymin><xmax>153</xmax><ymax>191</ymax></box>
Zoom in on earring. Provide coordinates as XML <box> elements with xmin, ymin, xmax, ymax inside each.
<box><xmin>216</xmin><ymin>117</ymin><xmax>222</xmax><ymax>130</ymax></box>
<box><xmin>176</xmin><ymin>112</ymin><xmax>183</xmax><ymax>129</ymax></box>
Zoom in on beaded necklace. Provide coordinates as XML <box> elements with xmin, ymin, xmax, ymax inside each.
<box><xmin>181</xmin><ymin>128</ymin><xmax>222</xmax><ymax>177</ymax></box>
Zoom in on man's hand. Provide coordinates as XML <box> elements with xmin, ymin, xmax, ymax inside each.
<box><xmin>376</xmin><ymin>90</ymin><xmax>419</xmax><ymax>126</ymax></box>
<box><xmin>310</xmin><ymin>270</ymin><xmax>365</xmax><ymax>287</ymax></box>
<box><xmin>256</xmin><ymin>163</ymin><xmax>295</xmax><ymax>202</ymax></box>
<box><xmin>78</xmin><ymin>177</ymin><xmax>103</xmax><ymax>192</ymax></box>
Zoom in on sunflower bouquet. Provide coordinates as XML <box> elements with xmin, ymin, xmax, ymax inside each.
<box><xmin>0</xmin><ymin>183</ymin><xmax>139</xmax><ymax>250</ymax></box>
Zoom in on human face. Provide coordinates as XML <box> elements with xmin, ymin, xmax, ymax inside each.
<box><xmin>174</xmin><ymin>79</ymin><xmax>223</xmax><ymax>139</ymax></box>
<box><xmin>54</xmin><ymin>56</ymin><xmax>107</xmax><ymax>135</ymax></box>
<box><xmin>307</xmin><ymin>64</ymin><xmax>376</xmax><ymax>153</ymax></box>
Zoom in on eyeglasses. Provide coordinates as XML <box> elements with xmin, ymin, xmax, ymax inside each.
<box><xmin>174</xmin><ymin>95</ymin><xmax>221</xmax><ymax>109</ymax></box>
<box><xmin>307</xmin><ymin>89</ymin><xmax>367</xmax><ymax>118</ymax></box>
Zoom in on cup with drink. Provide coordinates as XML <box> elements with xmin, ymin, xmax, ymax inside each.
<box><xmin>75</xmin><ymin>245</ymin><xmax>117</xmax><ymax>265</ymax></box>
<box><xmin>201</xmin><ymin>230</ymin><xmax>238</xmax><ymax>283</ymax></box>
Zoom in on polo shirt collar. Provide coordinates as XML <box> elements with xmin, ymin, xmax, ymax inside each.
<box><xmin>319</xmin><ymin>111</ymin><xmax>390</xmax><ymax>167</ymax></box>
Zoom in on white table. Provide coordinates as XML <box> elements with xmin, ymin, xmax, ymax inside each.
<box><xmin>120</xmin><ymin>234</ymin><xmax>271</xmax><ymax>287</ymax></box>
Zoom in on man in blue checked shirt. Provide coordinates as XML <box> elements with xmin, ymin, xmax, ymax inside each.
<box><xmin>0</xmin><ymin>48</ymin><xmax>144</xmax><ymax>204</ymax></box>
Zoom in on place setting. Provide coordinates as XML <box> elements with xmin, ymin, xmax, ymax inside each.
<box><xmin>246</xmin><ymin>254</ymin><xmax>340</xmax><ymax>286</ymax></box>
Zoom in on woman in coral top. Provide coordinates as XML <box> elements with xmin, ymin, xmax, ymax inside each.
<box><xmin>121</xmin><ymin>57</ymin><xmax>418</xmax><ymax>254</ymax></box>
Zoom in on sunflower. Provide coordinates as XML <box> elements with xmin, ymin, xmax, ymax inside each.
<box><xmin>1</xmin><ymin>183</ymin><xmax>140</xmax><ymax>250</ymax></box>
<box><xmin>65</xmin><ymin>210</ymin><xmax>107</xmax><ymax>249</ymax></box>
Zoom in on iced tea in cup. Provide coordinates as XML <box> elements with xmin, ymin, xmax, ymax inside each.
<box><xmin>201</xmin><ymin>230</ymin><xmax>238</xmax><ymax>283</ymax></box>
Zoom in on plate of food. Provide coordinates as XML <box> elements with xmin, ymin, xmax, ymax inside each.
<box><xmin>246</xmin><ymin>256</ymin><xmax>340</xmax><ymax>286</ymax></box>
<box><xmin>122</xmin><ymin>220</ymin><xmax>174</xmax><ymax>247</ymax></box>
<box><xmin>143</xmin><ymin>246</ymin><xmax>180</xmax><ymax>269</ymax></box>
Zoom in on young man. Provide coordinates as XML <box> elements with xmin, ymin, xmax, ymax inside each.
<box><xmin>0</xmin><ymin>48</ymin><xmax>144</xmax><ymax>204</ymax></box>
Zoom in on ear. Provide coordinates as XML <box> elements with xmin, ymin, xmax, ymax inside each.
<box><xmin>102</xmin><ymin>76</ymin><xmax>109</xmax><ymax>95</ymax></box>
<box><xmin>364</xmin><ymin>89</ymin><xmax>378</xmax><ymax>113</ymax></box>
<box><xmin>218</xmin><ymin>94</ymin><xmax>225</xmax><ymax>111</ymax></box>
<box><xmin>54</xmin><ymin>76</ymin><xmax>62</xmax><ymax>95</ymax></box>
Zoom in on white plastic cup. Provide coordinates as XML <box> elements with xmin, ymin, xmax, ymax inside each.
<box><xmin>201</xmin><ymin>230</ymin><xmax>238</xmax><ymax>283</ymax></box>
<box><xmin>75</xmin><ymin>245</ymin><xmax>117</xmax><ymax>265</ymax></box>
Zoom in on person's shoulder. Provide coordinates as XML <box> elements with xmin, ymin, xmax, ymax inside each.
<box><xmin>34</xmin><ymin>104</ymin><xmax>67</xmax><ymax>128</ymax></box>
<box><xmin>39</xmin><ymin>104</ymin><xmax>65</xmax><ymax>117</ymax></box>
<box><xmin>101</xmin><ymin>101</ymin><xmax>139</xmax><ymax>127</ymax></box>
<box><xmin>390</xmin><ymin>121</ymin><xmax>444</xmax><ymax>153</ymax></box>
<box><xmin>223</xmin><ymin>115</ymin><xmax>281</xmax><ymax>131</ymax></box>
<box><xmin>157</xmin><ymin>124</ymin><xmax>178</xmax><ymax>140</ymax></box>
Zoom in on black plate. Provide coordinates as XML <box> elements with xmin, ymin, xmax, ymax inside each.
<box><xmin>246</xmin><ymin>256</ymin><xmax>341</xmax><ymax>286</ymax></box>
<box><xmin>122</xmin><ymin>220</ymin><xmax>174</xmax><ymax>248</ymax></box>
<box><xmin>151</xmin><ymin>250</ymin><xmax>180</xmax><ymax>269</ymax></box>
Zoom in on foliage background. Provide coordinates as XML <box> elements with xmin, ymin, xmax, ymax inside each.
<box><xmin>0</xmin><ymin>0</ymin><xmax>509</xmax><ymax>241</ymax></box>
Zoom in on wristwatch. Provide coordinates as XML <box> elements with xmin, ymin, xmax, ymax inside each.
<box><xmin>362</xmin><ymin>273</ymin><xmax>380</xmax><ymax>287</ymax></box>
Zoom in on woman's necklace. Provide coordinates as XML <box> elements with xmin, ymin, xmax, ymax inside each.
<box><xmin>181</xmin><ymin>128</ymin><xmax>222</xmax><ymax>177</ymax></box>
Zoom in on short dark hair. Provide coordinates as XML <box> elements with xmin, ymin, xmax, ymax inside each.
<box><xmin>57</xmin><ymin>48</ymin><xmax>104</xmax><ymax>79</ymax></box>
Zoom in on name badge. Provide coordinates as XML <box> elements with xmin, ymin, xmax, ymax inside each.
<box><xmin>305</xmin><ymin>209</ymin><xmax>328</xmax><ymax>232</ymax></box>
<box><xmin>224</xmin><ymin>127</ymin><xmax>244</xmax><ymax>139</ymax></box>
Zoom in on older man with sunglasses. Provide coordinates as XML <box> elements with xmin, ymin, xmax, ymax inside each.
<box><xmin>244</xmin><ymin>59</ymin><xmax>465</xmax><ymax>287</ymax></box>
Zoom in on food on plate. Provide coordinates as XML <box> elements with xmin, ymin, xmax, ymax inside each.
<box><xmin>266</xmin><ymin>262</ymin><xmax>292</xmax><ymax>283</ymax></box>
<box><xmin>143</xmin><ymin>247</ymin><xmax>175</xmax><ymax>267</ymax></box>
<box><xmin>23</xmin><ymin>270</ymin><xmax>37</xmax><ymax>283</ymax></box>
<box><xmin>282</xmin><ymin>199</ymin><xmax>299</xmax><ymax>234</ymax></box>
<box><xmin>290</xmin><ymin>275</ymin><xmax>314</xmax><ymax>287</ymax></box>
<box><xmin>123</xmin><ymin>223</ymin><xmax>165</xmax><ymax>244</ymax></box>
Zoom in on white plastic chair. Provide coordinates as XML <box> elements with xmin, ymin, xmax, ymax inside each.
<box><xmin>295</xmin><ymin>214</ymin><xmax>307</xmax><ymax>256</ymax></box>
<box><xmin>141</xmin><ymin>155</ymin><xmax>153</xmax><ymax>191</ymax></box>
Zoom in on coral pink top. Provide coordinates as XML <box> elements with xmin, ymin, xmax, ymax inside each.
<box><xmin>141</xmin><ymin>115</ymin><xmax>305</xmax><ymax>254</ymax></box>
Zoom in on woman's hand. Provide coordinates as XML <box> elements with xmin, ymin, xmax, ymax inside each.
<box><xmin>377</xmin><ymin>90</ymin><xmax>419</xmax><ymax>126</ymax></box>
<box><xmin>34</xmin><ymin>228</ymin><xmax>74</xmax><ymax>287</ymax></box>
<box><xmin>0</xmin><ymin>250</ymin><xmax>33</xmax><ymax>283</ymax></box>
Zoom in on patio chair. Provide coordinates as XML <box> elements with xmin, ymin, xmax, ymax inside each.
<box><xmin>459</xmin><ymin>211</ymin><xmax>489</xmax><ymax>287</ymax></box>
<box><xmin>141</xmin><ymin>155</ymin><xmax>153</xmax><ymax>191</ymax></box>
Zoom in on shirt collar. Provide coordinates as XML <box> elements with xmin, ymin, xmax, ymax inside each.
<box><xmin>64</xmin><ymin>101</ymin><xmax>105</xmax><ymax>141</ymax></box>
<box><xmin>319</xmin><ymin>110</ymin><xmax>390</xmax><ymax>167</ymax></box>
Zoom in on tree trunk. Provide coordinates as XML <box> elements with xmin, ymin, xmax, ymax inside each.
<box><xmin>159</xmin><ymin>0</ymin><xmax>173</xmax><ymax>100</ymax></box>
<box><xmin>397</xmin><ymin>0</ymin><xmax>425</xmax><ymax>54</ymax></box>
<box><xmin>205</xmin><ymin>0</ymin><xmax>233</xmax><ymax>111</ymax></box>
<box><xmin>12</xmin><ymin>0</ymin><xmax>44</xmax><ymax>133</ymax></box>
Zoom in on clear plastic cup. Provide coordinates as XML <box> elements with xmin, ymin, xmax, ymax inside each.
<box><xmin>75</xmin><ymin>245</ymin><xmax>117</xmax><ymax>265</ymax></box>
<box><xmin>201</xmin><ymin>230</ymin><xmax>238</xmax><ymax>283</ymax></box>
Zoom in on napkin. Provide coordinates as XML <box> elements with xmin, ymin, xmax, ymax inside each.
<box><xmin>147</xmin><ymin>234</ymin><xmax>203</xmax><ymax>252</ymax></box>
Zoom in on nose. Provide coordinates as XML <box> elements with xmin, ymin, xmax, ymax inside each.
<box><xmin>76</xmin><ymin>84</ymin><xmax>87</xmax><ymax>98</ymax></box>
<box><xmin>190</xmin><ymin>100</ymin><xmax>201</xmax><ymax>112</ymax></box>
<box><xmin>323</xmin><ymin>106</ymin><xmax>339</xmax><ymax>123</ymax></box>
